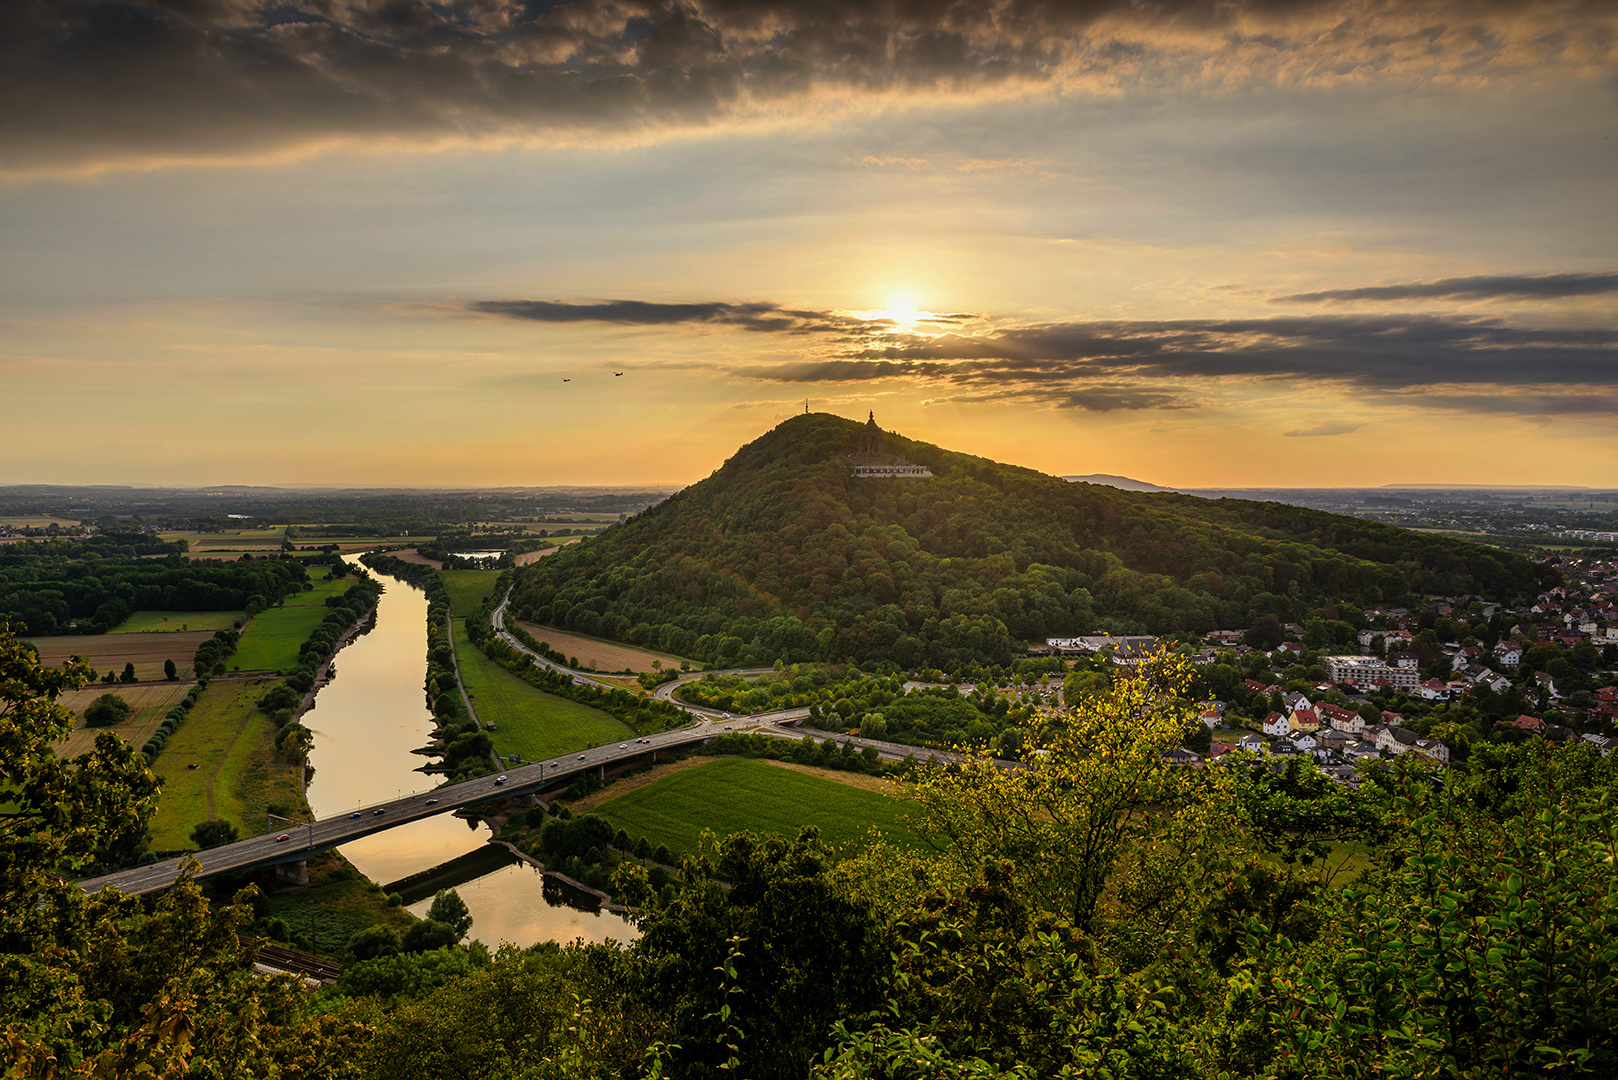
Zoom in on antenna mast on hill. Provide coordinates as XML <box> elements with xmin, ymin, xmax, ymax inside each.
<box><xmin>804</xmin><ymin>398</ymin><xmax>809</xmax><ymax>414</ymax></box>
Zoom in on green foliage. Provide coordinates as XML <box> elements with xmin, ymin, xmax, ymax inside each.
<box><xmin>190</xmin><ymin>818</ymin><xmax>239</xmax><ymax>850</ymax></box>
<box><xmin>509</xmin><ymin>414</ymin><xmax>1535</xmax><ymax>669</ymax></box>
<box><xmin>83</xmin><ymin>691</ymin><xmax>132</xmax><ymax>728</ymax></box>
<box><xmin>336</xmin><ymin>945</ymin><xmax>489</xmax><ymax>1002</ymax></box>
<box><xmin>425</xmin><ymin>889</ymin><xmax>473</xmax><ymax>941</ymax></box>
<box><xmin>625</xmin><ymin>828</ymin><xmax>895</xmax><ymax>1080</ymax></box>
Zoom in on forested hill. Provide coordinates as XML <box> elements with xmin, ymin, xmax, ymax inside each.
<box><xmin>509</xmin><ymin>413</ymin><xmax>1537</xmax><ymax>668</ymax></box>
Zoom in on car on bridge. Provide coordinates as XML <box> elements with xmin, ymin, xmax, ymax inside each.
<box><xmin>275</xmin><ymin>834</ymin><xmax>289</xmax><ymax>842</ymax></box>
<box><xmin>494</xmin><ymin>775</ymin><xmax>507</xmax><ymax>785</ymax></box>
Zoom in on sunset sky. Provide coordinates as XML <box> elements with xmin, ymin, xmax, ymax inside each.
<box><xmin>3</xmin><ymin>0</ymin><xmax>1615</xmax><ymax>489</ymax></box>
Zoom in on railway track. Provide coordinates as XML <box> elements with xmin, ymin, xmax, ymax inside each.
<box><xmin>256</xmin><ymin>944</ymin><xmax>342</xmax><ymax>985</ymax></box>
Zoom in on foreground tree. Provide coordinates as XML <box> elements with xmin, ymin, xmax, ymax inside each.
<box><xmin>0</xmin><ymin>623</ymin><xmax>363</xmax><ymax>1077</ymax></box>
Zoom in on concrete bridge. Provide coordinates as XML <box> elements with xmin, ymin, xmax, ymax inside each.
<box><xmin>77</xmin><ymin>721</ymin><xmax>723</xmax><ymax>897</ymax></box>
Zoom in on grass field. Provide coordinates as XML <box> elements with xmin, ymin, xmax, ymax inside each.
<box><xmin>53</xmin><ymin>682</ymin><xmax>196</xmax><ymax>757</ymax></box>
<box><xmin>515</xmin><ymin>621</ymin><xmax>690</xmax><ymax>673</ymax></box>
<box><xmin>111</xmin><ymin>610</ymin><xmax>245</xmax><ymax>634</ymax></box>
<box><xmin>440</xmin><ymin>569</ymin><xmax>501</xmax><ymax>617</ymax></box>
<box><xmin>26</xmin><ymin>631</ymin><xmax>215</xmax><ymax>682</ymax></box>
<box><xmin>230</xmin><ymin>578</ymin><xmax>367</xmax><ymax>672</ymax></box>
<box><xmin>146</xmin><ymin>677</ymin><xmax>304</xmax><ymax>850</ymax></box>
<box><xmin>452</xmin><ymin>622</ymin><xmax>631</xmax><ymax>759</ymax></box>
<box><xmin>592</xmin><ymin>757</ymin><xmax>922</xmax><ymax>858</ymax></box>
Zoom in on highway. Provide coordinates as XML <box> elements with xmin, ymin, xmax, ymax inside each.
<box><xmin>80</xmin><ymin>593</ymin><xmax>996</xmax><ymax>897</ymax></box>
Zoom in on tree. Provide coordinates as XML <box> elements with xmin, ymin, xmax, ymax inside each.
<box><xmin>426</xmin><ymin>888</ymin><xmax>472</xmax><ymax>941</ymax></box>
<box><xmin>83</xmin><ymin>691</ymin><xmax>133</xmax><ymax>728</ymax></box>
<box><xmin>119</xmin><ymin>660</ymin><xmax>137</xmax><ymax>683</ymax></box>
<box><xmin>0</xmin><ymin>622</ymin><xmax>353</xmax><ymax>1075</ymax></box>
<box><xmin>191</xmin><ymin>818</ymin><xmax>239</xmax><ymax>849</ymax></box>
<box><xmin>163</xmin><ymin>657</ymin><xmax>178</xmax><ymax>681</ymax></box>
<box><xmin>909</xmin><ymin>652</ymin><xmax>1240</xmax><ymax>934</ymax></box>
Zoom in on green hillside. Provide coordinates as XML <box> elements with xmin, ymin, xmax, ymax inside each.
<box><xmin>509</xmin><ymin>413</ymin><xmax>1537</xmax><ymax>667</ymax></box>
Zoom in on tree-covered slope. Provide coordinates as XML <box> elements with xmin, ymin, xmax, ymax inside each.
<box><xmin>509</xmin><ymin>414</ymin><xmax>1536</xmax><ymax>667</ymax></box>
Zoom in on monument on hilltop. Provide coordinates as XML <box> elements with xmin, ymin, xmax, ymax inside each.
<box><xmin>838</xmin><ymin>412</ymin><xmax>933</xmax><ymax>478</ymax></box>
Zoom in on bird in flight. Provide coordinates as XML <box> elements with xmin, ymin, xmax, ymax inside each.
<box><xmin>613</xmin><ymin>371</ymin><xmax>624</xmax><ymax>377</ymax></box>
<box><xmin>562</xmin><ymin>378</ymin><xmax>570</xmax><ymax>382</ymax></box>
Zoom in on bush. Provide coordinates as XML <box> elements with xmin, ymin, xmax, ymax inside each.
<box><xmin>190</xmin><ymin>819</ymin><xmax>238</xmax><ymax>849</ymax></box>
<box><xmin>83</xmin><ymin>692</ymin><xmax>132</xmax><ymax>728</ymax></box>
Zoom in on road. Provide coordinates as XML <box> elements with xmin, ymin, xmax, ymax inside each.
<box><xmin>82</xmin><ymin>595</ymin><xmax>1001</xmax><ymax>897</ymax></box>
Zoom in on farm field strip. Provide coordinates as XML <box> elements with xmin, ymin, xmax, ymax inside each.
<box><xmin>592</xmin><ymin>757</ymin><xmax>922</xmax><ymax>858</ymax></box>
<box><xmin>26</xmin><ymin>631</ymin><xmax>215</xmax><ymax>683</ymax></box>
<box><xmin>112</xmin><ymin>610</ymin><xmax>244</xmax><ymax>634</ymax></box>
<box><xmin>515</xmin><ymin>621</ymin><xmax>690</xmax><ymax>673</ymax></box>
<box><xmin>54</xmin><ymin>682</ymin><xmax>196</xmax><ymax>757</ymax></box>
<box><xmin>450</xmin><ymin>621</ymin><xmax>631</xmax><ymax>760</ymax></box>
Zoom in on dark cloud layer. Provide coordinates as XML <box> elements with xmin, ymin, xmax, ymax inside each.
<box><xmin>6</xmin><ymin>0</ymin><xmax>1614</xmax><ymax>171</ymax></box>
<box><xmin>474</xmin><ymin>290</ymin><xmax>1618</xmax><ymax>416</ymax></box>
<box><xmin>1274</xmin><ymin>271</ymin><xmax>1618</xmax><ymax>304</ymax></box>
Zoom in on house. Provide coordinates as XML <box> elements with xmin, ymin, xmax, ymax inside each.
<box><xmin>1418</xmin><ymin>678</ymin><xmax>1450</xmax><ymax>701</ymax></box>
<box><xmin>1162</xmin><ymin>748</ymin><xmax>1201</xmax><ymax>766</ymax></box>
<box><xmin>1411</xmin><ymin>739</ymin><xmax>1450</xmax><ymax>767</ymax></box>
<box><xmin>1281</xmin><ymin>691</ymin><xmax>1314</xmax><ymax>714</ymax></box>
<box><xmin>1318</xmin><ymin>703</ymin><xmax>1362</xmax><ymax>733</ymax></box>
<box><xmin>1513</xmin><ymin>715</ymin><xmax>1546</xmax><ymax>734</ymax></box>
<box><xmin>1389</xmin><ymin>652</ymin><xmax>1419</xmax><ymax>670</ymax></box>
<box><xmin>1316</xmin><ymin>728</ymin><xmax>1354</xmax><ymax>752</ymax></box>
<box><xmin>1289</xmin><ymin>706</ymin><xmax>1321</xmax><ymax>734</ymax></box>
<box><xmin>1238</xmin><ymin>733</ymin><xmax>1269</xmax><ymax>752</ymax></box>
<box><xmin>1274</xmin><ymin>641</ymin><xmax>1305</xmax><ymax>657</ymax></box>
<box><xmin>1376</xmin><ymin>726</ymin><xmax>1419</xmax><ymax>755</ymax></box>
<box><xmin>1291</xmin><ymin>731</ymin><xmax>1318</xmax><ymax>751</ymax></box>
<box><xmin>1207</xmin><ymin>741</ymin><xmax>1239</xmax><ymax>760</ymax></box>
<box><xmin>1262</xmin><ymin>711</ymin><xmax>1291</xmax><ymax>737</ymax></box>
<box><xmin>1324</xmin><ymin>655</ymin><xmax>1420</xmax><ymax>690</ymax></box>
<box><xmin>1198</xmin><ymin>707</ymin><xmax>1223</xmax><ymax>729</ymax></box>
<box><xmin>1494</xmin><ymin>642</ymin><xmax>1523</xmax><ymax>666</ymax></box>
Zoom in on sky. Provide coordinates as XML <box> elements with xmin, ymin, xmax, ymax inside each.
<box><xmin>2</xmin><ymin>0</ymin><xmax>1615</xmax><ymax>489</ymax></box>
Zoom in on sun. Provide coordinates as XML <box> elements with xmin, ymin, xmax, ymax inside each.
<box><xmin>878</xmin><ymin>294</ymin><xmax>922</xmax><ymax>327</ymax></box>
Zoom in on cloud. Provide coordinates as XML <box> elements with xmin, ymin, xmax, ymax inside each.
<box><xmin>1284</xmin><ymin>421</ymin><xmax>1360</xmax><ymax>437</ymax></box>
<box><xmin>472</xmin><ymin>292</ymin><xmax>1618</xmax><ymax>416</ymax></box>
<box><xmin>5</xmin><ymin>1</ymin><xmax>1614</xmax><ymax>174</ymax></box>
<box><xmin>1273</xmin><ymin>271</ymin><xmax>1618</xmax><ymax>304</ymax></box>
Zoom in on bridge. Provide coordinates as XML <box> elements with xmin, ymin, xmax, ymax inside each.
<box><xmin>79</xmin><ymin>593</ymin><xmax>991</xmax><ymax>898</ymax></box>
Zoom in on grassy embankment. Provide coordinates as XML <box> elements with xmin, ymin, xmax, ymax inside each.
<box><xmin>591</xmin><ymin>757</ymin><xmax>923</xmax><ymax>858</ymax></box>
<box><xmin>145</xmin><ymin>676</ymin><xmax>304</xmax><ymax>850</ymax></box>
<box><xmin>230</xmin><ymin>576</ymin><xmax>367</xmax><ymax>672</ymax></box>
<box><xmin>258</xmin><ymin>853</ymin><xmax>418</xmax><ymax>957</ymax></box>
<box><xmin>450</xmin><ymin>621</ymin><xmax>631</xmax><ymax>760</ymax></box>
<box><xmin>111</xmin><ymin>610</ymin><xmax>245</xmax><ymax>634</ymax></box>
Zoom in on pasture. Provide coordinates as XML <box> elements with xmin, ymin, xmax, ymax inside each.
<box><xmin>25</xmin><ymin>630</ymin><xmax>215</xmax><ymax>683</ymax></box>
<box><xmin>452</xmin><ymin>622</ymin><xmax>631</xmax><ymax>760</ymax></box>
<box><xmin>111</xmin><ymin>610</ymin><xmax>245</xmax><ymax>634</ymax></box>
<box><xmin>53</xmin><ymin>681</ymin><xmax>195</xmax><ymax>757</ymax></box>
<box><xmin>146</xmin><ymin>677</ymin><xmax>303</xmax><ymax>850</ymax></box>
<box><xmin>516</xmin><ymin>621</ymin><xmax>689</xmax><ymax>673</ymax></box>
<box><xmin>230</xmin><ymin>578</ymin><xmax>369</xmax><ymax>672</ymax></box>
<box><xmin>439</xmin><ymin>569</ymin><xmax>501</xmax><ymax>617</ymax></box>
<box><xmin>591</xmin><ymin>757</ymin><xmax>922</xmax><ymax>859</ymax></box>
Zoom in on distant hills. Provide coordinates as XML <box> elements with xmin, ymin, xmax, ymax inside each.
<box><xmin>1061</xmin><ymin>474</ymin><xmax>1177</xmax><ymax>493</ymax></box>
<box><xmin>508</xmin><ymin>413</ymin><xmax>1538</xmax><ymax>668</ymax></box>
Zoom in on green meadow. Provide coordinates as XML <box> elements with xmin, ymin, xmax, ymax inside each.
<box><xmin>439</xmin><ymin>569</ymin><xmax>501</xmax><ymax>617</ymax></box>
<box><xmin>230</xmin><ymin>578</ymin><xmax>366</xmax><ymax>672</ymax></box>
<box><xmin>146</xmin><ymin>678</ymin><xmax>303</xmax><ymax>850</ymax></box>
<box><xmin>592</xmin><ymin>757</ymin><xmax>922</xmax><ymax>858</ymax></box>
<box><xmin>452</xmin><ymin>622</ymin><xmax>630</xmax><ymax>760</ymax></box>
<box><xmin>111</xmin><ymin>610</ymin><xmax>246</xmax><ymax>634</ymax></box>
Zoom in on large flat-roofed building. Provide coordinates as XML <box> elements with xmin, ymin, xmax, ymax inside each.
<box><xmin>1325</xmin><ymin>655</ymin><xmax>1420</xmax><ymax>690</ymax></box>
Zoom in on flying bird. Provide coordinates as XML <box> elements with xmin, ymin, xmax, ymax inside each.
<box><xmin>562</xmin><ymin>378</ymin><xmax>570</xmax><ymax>382</ymax></box>
<box><xmin>613</xmin><ymin>371</ymin><xmax>624</xmax><ymax>376</ymax></box>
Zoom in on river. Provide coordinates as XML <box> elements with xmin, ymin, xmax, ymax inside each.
<box><xmin>300</xmin><ymin>561</ymin><xmax>636</xmax><ymax>947</ymax></box>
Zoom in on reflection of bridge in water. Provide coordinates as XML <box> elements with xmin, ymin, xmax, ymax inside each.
<box><xmin>78</xmin><ymin>726</ymin><xmax>723</xmax><ymax>898</ymax></box>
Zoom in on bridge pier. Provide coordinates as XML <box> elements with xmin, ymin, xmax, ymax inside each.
<box><xmin>274</xmin><ymin>859</ymin><xmax>308</xmax><ymax>886</ymax></box>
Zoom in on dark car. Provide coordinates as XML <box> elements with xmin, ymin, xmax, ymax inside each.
<box><xmin>373</xmin><ymin>809</ymin><xmax>385</xmax><ymax>816</ymax></box>
<box><xmin>425</xmin><ymin>798</ymin><xmax>438</xmax><ymax>805</ymax></box>
<box><xmin>349</xmin><ymin>812</ymin><xmax>361</xmax><ymax>819</ymax></box>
